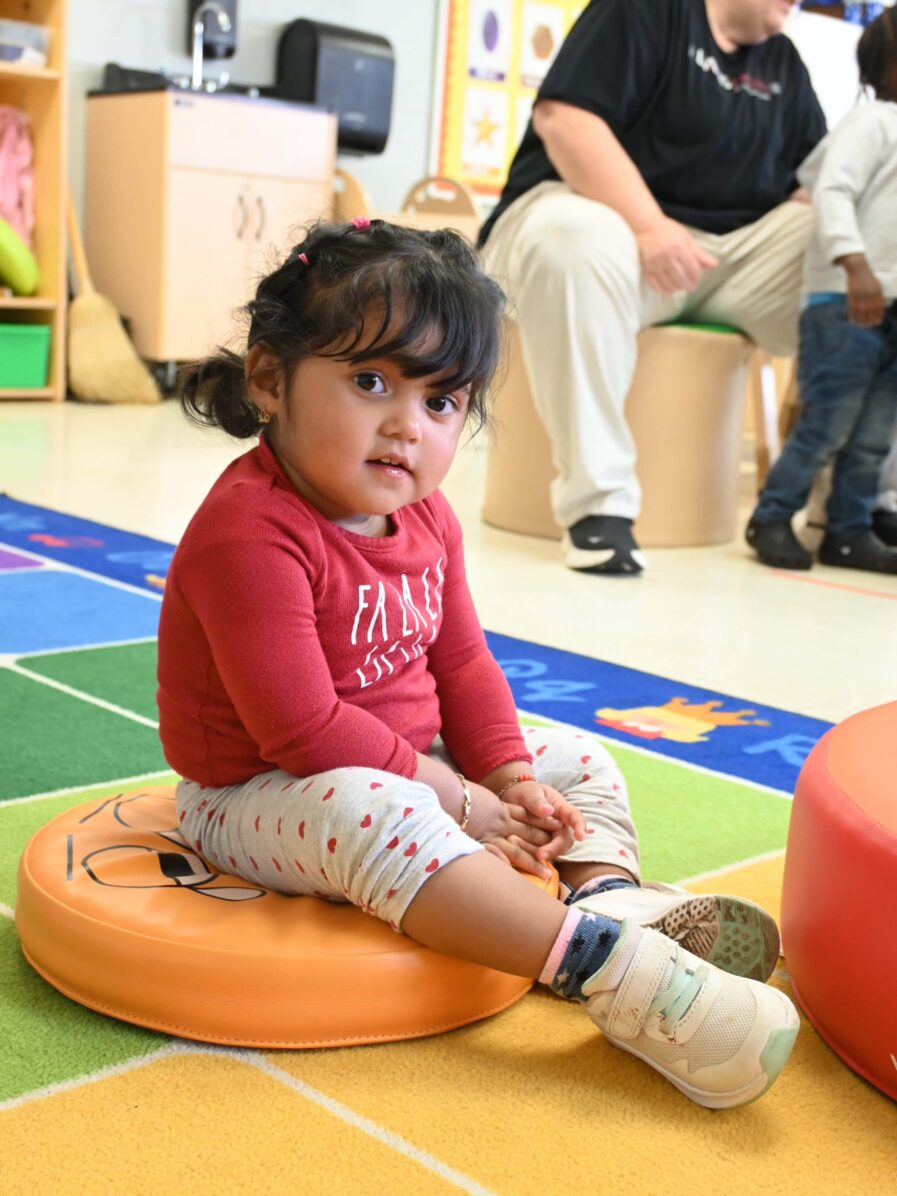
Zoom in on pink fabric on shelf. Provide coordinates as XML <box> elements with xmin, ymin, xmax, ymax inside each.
<box><xmin>0</xmin><ymin>106</ymin><xmax>35</xmax><ymax>246</ymax></box>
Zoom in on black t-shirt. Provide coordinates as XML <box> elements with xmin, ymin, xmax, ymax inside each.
<box><xmin>479</xmin><ymin>0</ymin><xmax>826</xmax><ymax>244</ymax></box>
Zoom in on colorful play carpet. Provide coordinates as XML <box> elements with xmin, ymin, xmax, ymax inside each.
<box><xmin>1</xmin><ymin>497</ymin><xmax>894</xmax><ymax>1193</ymax></box>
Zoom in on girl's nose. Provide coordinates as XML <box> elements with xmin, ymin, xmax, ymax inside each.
<box><xmin>382</xmin><ymin>405</ymin><xmax>421</xmax><ymax>441</ymax></box>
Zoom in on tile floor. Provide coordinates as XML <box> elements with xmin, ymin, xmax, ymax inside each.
<box><xmin>1</xmin><ymin>397</ymin><xmax>894</xmax><ymax>726</ymax></box>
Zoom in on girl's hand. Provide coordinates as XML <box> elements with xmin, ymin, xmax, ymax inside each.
<box><xmin>465</xmin><ymin>783</ymin><xmax>555</xmax><ymax>879</ymax></box>
<box><xmin>499</xmin><ymin>781</ymin><xmax>585</xmax><ymax>862</ymax></box>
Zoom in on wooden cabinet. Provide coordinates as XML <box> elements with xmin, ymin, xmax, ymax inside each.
<box><xmin>0</xmin><ymin>0</ymin><xmax>67</xmax><ymax>401</ymax></box>
<box><xmin>85</xmin><ymin>90</ymin><xmax>336</xmax><ymax>362</ymax></box>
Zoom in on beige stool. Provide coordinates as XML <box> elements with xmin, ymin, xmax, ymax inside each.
<box><xmin>482</xmin><ymin>323</ymin><xmax>755</xmax><ymax>547</ymax></box>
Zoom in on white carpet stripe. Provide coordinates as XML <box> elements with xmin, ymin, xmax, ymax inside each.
<box><xmin>676</xmin><ymin>848</ymin><xmax>786</xmax><ymax>888</ymax></box>
<box><xmin>0</xmin><ymin>1044</ymin><xmax>181</xmax><ymax>1113</ymax></box>
<box><xmin>240</xmin><ymin>1052</ymin><xmax>497</xmax><ymax>1195</ymax></box>
<box><xmin>14</xmin><ymin>636</ymin><xmax>157</xmax><ymax>661</ymax></box>
<box><xmin>516</xmin><ymin>706</ymin><xmax>795</xmax><ymax>799</ymax></box>
<box><xmin>0</xmin><ymin>902</ymin><xmax>14</xmax><ymax>920</ymax></box>
<box><xmin>0</xmin><ymin>769</ymin><xmax>174</xmax><ymax>808</ymax></box>
<box><xmin>4</xmin><ymin>661</ymin><xmax>159</xmax><ymax>728</ymax></box>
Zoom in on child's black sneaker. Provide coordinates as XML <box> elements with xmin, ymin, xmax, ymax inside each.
<box><xmin>563</xmin><ymin>515</ymin><xmax>646</xmax><ymax>575</ymax></box>
<box><xmin>745</xmin><ymin>518</ymin><xmax>812</xmax><ymax>570</ymax></box>
<box><xmin>818</xmin><ymin>529</ymin><xmax>897</xmax><ymax>574</ymax></box>
<box><xmin>872</xmin><ymin>509</ymin><xmax>897</xmax><ymax>548</ymax></box>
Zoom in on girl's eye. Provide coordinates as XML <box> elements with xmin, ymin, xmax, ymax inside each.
<box><xmin>354</xmin><ymin>372</ymin><xmax>387</xmax><ymax>394</ymax></box>
<box><xmin>426</xmin><ymin>395</ymin><xmax>459</xmax><ymax>415</ymax></box>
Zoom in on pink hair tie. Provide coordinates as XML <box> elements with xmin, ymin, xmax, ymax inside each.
<box><xmin>297</xmin><ymin>252</ymin><xmax>309</xmax><ymax>265</ymax></box>
<box><xmin>350</xmin><ymin>216</ymin><xmax>371</xmax><ymax>230</ymax></box>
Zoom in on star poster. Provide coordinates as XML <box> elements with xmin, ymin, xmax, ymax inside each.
<box><xmin>434</xmin><ymin>0</ymin><xmax>586</xmax><ymax>197</ymax></box>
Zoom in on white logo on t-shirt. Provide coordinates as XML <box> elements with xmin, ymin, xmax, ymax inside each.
<box><xmin>688</xmin><ymin>45</ymin><xmax>781</xmax><ymax>101</ymax></box>
<box><xmin>349</xmin><ymin>558</ymin><xmax>446</xmax><ymax>688</ymax></box>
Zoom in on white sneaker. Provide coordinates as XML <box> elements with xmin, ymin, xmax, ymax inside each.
<box><xmin>572</xmin><ymin>881</ymin><xmax>779</xmax><ymax>981</ymax></box>
<box><xmin>582</xmin><ymin>920</ymin><xmax>799</xmax><ymax>1108</ymax></box>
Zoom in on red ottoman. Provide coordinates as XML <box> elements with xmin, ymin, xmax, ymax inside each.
<box><xmin>781</xmin><ymin>701</ymin><xmax>897</xmax><ymax>1100</ymax></box>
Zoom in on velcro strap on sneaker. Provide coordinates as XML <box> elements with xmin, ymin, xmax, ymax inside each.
<box><xmin>603</xmin><ymin>929</ymin><xmax>673</xmax><ymax>1040</ymax></box>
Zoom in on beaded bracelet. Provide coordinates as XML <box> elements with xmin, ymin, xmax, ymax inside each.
<box><xmin>496</xmin><ymin>772</ymin><xmax>536</xmax><ymax>800</ymax></box>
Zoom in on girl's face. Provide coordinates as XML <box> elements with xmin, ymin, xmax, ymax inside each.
<box><xmin>258</xmin><ymin>350</ymin><xmax>470</xmax><ymax>529</ymax></box>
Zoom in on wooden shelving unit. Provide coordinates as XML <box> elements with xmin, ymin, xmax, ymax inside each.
<box><xmin>0</xmin><ymin>0</ymin><xmax>67</xmax><ymax>401</ymax></box>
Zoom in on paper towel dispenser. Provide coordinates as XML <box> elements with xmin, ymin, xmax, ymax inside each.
<box><xmin>275</xmin><ymin>19</ymin><xmax>394</xmax><ymax>155</ymax></box>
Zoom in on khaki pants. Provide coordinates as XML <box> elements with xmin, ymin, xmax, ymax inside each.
<box><xmin>482</xmin><ymin>181</ymin><xmax>814</xmax><ymax>527</ymax></box>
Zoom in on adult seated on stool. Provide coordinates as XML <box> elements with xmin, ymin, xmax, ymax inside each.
<box><xmin>479</xmin><ymin>0</ymin><xmax>826</xmax><ymax>575</ymax></box>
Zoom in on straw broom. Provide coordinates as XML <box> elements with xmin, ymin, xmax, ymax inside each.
<box><xmin>66</xmin><ymin>199</ymin><xmax>160</xmax><ymax>403</ymax></box>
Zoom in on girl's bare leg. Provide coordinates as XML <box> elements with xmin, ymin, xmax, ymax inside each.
<box><xmin>401</xmin><ymin>850</ymin><xmax>568</xmax><ymax>977</ymax></box>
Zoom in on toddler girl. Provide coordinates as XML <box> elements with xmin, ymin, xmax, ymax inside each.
<box><xmin>158</xmin><ymin>218</ymin><xmax>797</xmax><ymax>1108</ymax></box>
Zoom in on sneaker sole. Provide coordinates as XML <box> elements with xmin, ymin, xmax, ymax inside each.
<box><xmin>645</xmin><ymin>895</ymin><xmax>780</xmax><ymax>982</ymax></box>
<box><xmin>563</xmin><ymin>538</ymin><xmax>647</xmax><ymax>575</ymax></box>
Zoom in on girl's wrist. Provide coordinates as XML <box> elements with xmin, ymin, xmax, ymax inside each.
<box><xmin>478</xmin><ymin>759</ymin><xmax>535</xmax><ymax>796</ymax></box>
<box><xmin>495</xmin><ymin>772</ymin><xmax>536</xmax><ymax>800</ymax></box>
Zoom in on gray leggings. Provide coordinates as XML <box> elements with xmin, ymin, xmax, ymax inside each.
<box><xmin>176</xmin><ymin>725</ymin><xmax>639</xmax><ymax>930</ymax></box>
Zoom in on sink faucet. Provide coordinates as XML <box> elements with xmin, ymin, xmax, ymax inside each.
<box><xmin>190</xmin><ymin>1</ymin><xmax>232</xmax><ymax>91</ymax></box>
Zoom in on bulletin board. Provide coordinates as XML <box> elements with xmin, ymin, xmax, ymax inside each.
<box><xmin>432</xmin><ymin>0</ymin><xmax>587</xmax><ymax>198</ymax></box>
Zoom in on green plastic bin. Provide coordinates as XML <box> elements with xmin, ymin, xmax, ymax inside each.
<box><xmin>0</xmin><ymin>323</ymin><xmax>51</xmax><ymax>388</ymax></box>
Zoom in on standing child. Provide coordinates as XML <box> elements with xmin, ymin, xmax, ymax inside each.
<box><xmin>158</xmin><ymin>218</ymin><xmax>797</xmax><ymax>1108</ymax></box>
<box><xmin>747</xmin><ymin>9</ymin><xmax>897</xmax><ymax>572</ymax></box>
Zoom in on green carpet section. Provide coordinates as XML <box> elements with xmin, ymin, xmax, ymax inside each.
<box><xmin>0</xmin><ymin>918</ymin><xmax>165</xmax><ymax>1104</ymax></box>
<box><xmin>0</xmin><ymin>669</ymin><xmax>167</xmax><ymax>802</ymax></box>
<box><xmin>22</xmin><ymin>641</ymin><xmax>159</xmax><ymax>722</ymax></box>
<box><xmin>520</xmin><ymin>716</ymin><xmax>792</xmax><ymax>881</ymax></box>
<box><xmin>617</xmin><ymin>742</ymin><xmax>791</xmax><ymax>881</ymax></box>
<box><xmin>0</xmin><ymin>783</ymin><xmax>175</xmax><ymax>908</ymax></box>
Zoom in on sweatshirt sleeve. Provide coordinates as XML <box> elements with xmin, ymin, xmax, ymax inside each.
<box><xmin>178</xmin><ymin>516</ymin><xmax>418</xmax><ymax>780</ymax></box>
<box><xmin>425</xmin><ymin>498</ymin><xmax>531</xmax><ymax>779</ymax></box>
<box><xmin>808</xmin><ymin>107</ymin><xmax>890</xmax><ymax>265</ymax></box>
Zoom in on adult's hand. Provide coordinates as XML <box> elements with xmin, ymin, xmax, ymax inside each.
<box><xmin>636</xmin><ymin>218</ymin><xmax>719</xmax><ymax>297</ymax></box>
<box><xmin>839</xmin><ymin>254</ymin><xmax>886</xmax><ymax>327</ymax></box>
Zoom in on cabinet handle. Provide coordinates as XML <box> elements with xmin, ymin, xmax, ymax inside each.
<box><xmin>235</xmin><ymin>193</ymin><xmax>248</xmax><ymax>239</ymax></box>
<box><xmin>255</xmin><ymin>195</ymin><xmax>267</xmax><ymax>241</ymax></box>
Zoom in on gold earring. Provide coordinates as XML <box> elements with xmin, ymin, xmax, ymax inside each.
<box><xmin>258</xmin><ymin>409</ymin><xmax>271</xmax><ymax>425</ymax></box>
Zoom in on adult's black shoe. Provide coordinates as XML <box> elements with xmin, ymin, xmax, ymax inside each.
<box><xmin>563</xmin><ymin>515</ymin><xmax>646</xmax><ymax>575</ymax></box>
<box><xmin>745</xmin><ymin>518</ymin><xmax>812</xmax><ymax>570</ymax></box>
<box><xmin>818</xmin><ymin>529</ymin><xmax>897</xmax><ymax>574</ymax></box>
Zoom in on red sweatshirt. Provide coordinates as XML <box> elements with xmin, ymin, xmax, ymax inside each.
<box><xmin>157</xmin><ymin>438</ymin><xmax>530</xmax><ymax>787</ymax></box>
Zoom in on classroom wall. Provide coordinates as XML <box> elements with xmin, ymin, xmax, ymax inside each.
<box><xmin>68</xmin><ymin>0</ymin><xmax>441</xmax><ymax>216</ymax></box>
<box><xmin>68</xmin><ymin>3</ymin><xmax>875</xmax><ymax>228</ymax></box>
<box><xmin>785</xmin><ymin>9</ymin><xmax>864</xmax><ymax>129</ymax></box>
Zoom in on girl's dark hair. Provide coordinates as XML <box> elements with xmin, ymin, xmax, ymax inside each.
<box><xmin>857</xmin><ymin>7</ymin><xmax>897</xmax><ymax>100</ymax></box>
<box><xmin>179</xmin><ymin>219</ymin><xmax>506</xmax><ymax>439</ymax></box>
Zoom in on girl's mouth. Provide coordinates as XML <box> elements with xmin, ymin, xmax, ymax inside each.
<box><xmin>368</xmin><ymin>457</ymin><xmax>411</xmax><ymax>478</ymax></box>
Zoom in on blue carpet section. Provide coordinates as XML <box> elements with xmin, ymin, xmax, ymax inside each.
<box><xmin>0</xmin><ymin>496</ymin><xmax>172</xmax><ymax>593</ymax></box>
<box><xmin>486</xmin><ymin>631</ymin><xmax>830</xmax><ymax>794</ymax></box>
<box><xmin>2</xmin><ymin>495</ymin><xmax>830</xmax><ymax>794</ymax></box>
<box><xmin>0</xmin><ymin>570</ymin><xmax>161</xmax><ymax>654</ymax></box>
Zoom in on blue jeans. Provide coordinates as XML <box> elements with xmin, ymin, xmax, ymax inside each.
<box><xmin>753</xmin><ymin>298</ymin><xmax>897</xmax><ymax>541</ymax></box>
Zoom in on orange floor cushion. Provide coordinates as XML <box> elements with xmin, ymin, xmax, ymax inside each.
<box><xmin>781</xmin><ymin>701</ymin><xmax>897</xmax><ymax>1101</ymax></box>
<box><xmin>16</xmin><ymin>786</ymin><xmax>556</xmax><ymax>1048</ymax></box>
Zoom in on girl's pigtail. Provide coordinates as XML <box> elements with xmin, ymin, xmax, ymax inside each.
<box><xmin>178</xmin><ymin>350</ymin><xmax>263</xmax><ymax>439</ymax></box>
